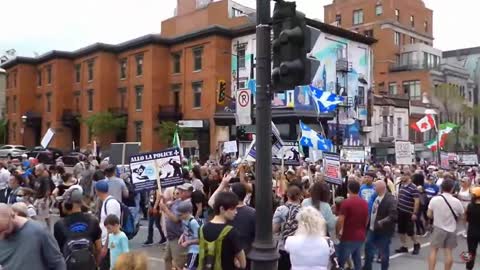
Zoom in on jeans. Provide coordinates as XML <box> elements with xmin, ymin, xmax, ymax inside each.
<box><xmin>147</xmin><ymin>213</ymin><xmax>166</xmax><ymax>242</ymax></box>
<box><xmin>363</xmin><ymin>230</ymin><xmax>392</xmax><ymax>270</ymax></box>
<box><xmin>337</xmin><ymin>241</ymin><xmax>363</xmax><ymax>270</ymax></box>
<box><xmin>128</xmin><ymin>193</ymin><xmax>141</xmax><ymax>224</ymax></box>
<box><xmin>467</xmin><ymin>234</ymin><xmax>480</xmax><ymax>270</ymax></box>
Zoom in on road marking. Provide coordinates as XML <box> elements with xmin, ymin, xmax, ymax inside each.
<box><xmin>389</xmin><ymin>230</ymin><xmax>465</xmax><ymax>260</ymax></box>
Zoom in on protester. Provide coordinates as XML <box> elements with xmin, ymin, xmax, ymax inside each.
<box><xmin>301</xmin><ymin>181</ymin><xmax>336</xmax><ymax>237</ymax></box>
<box><xmin>32</xmin><ymin>163</ymin><xmax>55</xmax><ymax>227</ymax></box>
<box><xmin>52</xmin><ymin>173</ymin><xmax>79</xmax><ymax>217</ymax></box>
<box><xmin>336</xmin><ymin>180</ymin><xmax>368</xmax><ymax>270</ymax></box>
<box><xmin>177</xmin><ymin>200</ymin><xmax>200</xmax><ymax>270</ymax></box>
<box><xmin>0</xmin><ymin>162</ymin><xmax>11</xmax><ymax>203</ymax></box>
<box><xmin>427</xmin><ymin>179</ymin><xmax>465</xmax><ymax>270</ymax></box>
<box><xmin>6</xmin><ymin>174</ymin><xmax>23</xmax><ymax>205</ymax></box>
<box><xmin>104</xmin><ymin>214</ymin><xmax>130</xmax><ymax>270</ymax></box>
<box><xmin>143</xmin><ymin>188</ymin><xmax>167</xmax><ymax>246</ymax></box>
<box><xmin>363</xmin><ymin>180</ymin><xmax>397</xmax><ymax>270</ymax></box>
<box><xmin>359</xmin><ymin>171</ymin><xmax>376</xmax><ymax>203</ymax></box>
<box><xmin>105</xmin><ymin>165</ymin><xmax>128</xmax><ymax>202</ymax></box>
<box><xmin>229</xmin><ymin>182</ymin><xmax>256</xmax><ymax>258</ymax></box>
<box><xmin>395</xmin><ymin>175</ymin><xmax>421</xmax><ymax>255</ymax></box>
<box><xmin>198</xmin><ymin>191</ymin><xmax>246</xmax><ymax>270</ymax></box>
<box><xmin>11</xmin><ymin>202</ymin><xmax>29</xmax><ymax>218</ymax></box>
<box><xmin>465</xmin><ymin>187</ymin><xmax>480</xmax><ymax>270</ymax></box>
<box><xmin>0</xmin><ymin>203</ymin><xmax>66</xmax><ymax>269</ymax></box>
<box><xmin>285</xmin><ymin>206</ymin><xmax>340</xmax><ymax>270</ymax></box>
<box><xmin>15</xmin><ymin>187</ymin><xmax>37</xmax><ymax>219</ymax></box>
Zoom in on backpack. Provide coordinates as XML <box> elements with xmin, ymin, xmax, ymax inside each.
<box><xmin>198</xmin><ymin>225</ymin><xmax>233</xmax><ymax>270</ymax></box>
<box><xmin>281</xmin><ymin>203</ymin><xmax>300</xmax><ymax>241</ymax></box>
<box><xmin>103</xmin><ymin>197</ymin><xmax>140</xmax><ymax>240</ymax></box>
<box><xmin>60</xmin><ymin>220</ymin><xmax>97</xmax><ymax>270</ymax></box>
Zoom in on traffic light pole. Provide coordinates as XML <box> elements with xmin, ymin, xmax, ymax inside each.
<box><xmin>248</xmin><ymin>0</ymin><xmax>278</xmax><ymax>269</ymax></box>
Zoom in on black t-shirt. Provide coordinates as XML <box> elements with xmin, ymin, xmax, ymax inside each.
<box><xmin>57</xmin><ymin>182</ymin><xmax>76</xmax><ymax>197</ymax></box>
<box><xmin>191</xmin><ymin>190</ymin><xmax>207</xmax><ymax>216</ymax></box>
<box><xmin>53</xmin><ymin>212</ymin><xmax>102</xmax><ymax>252</ymax></box>
<box><xmin>202</xmin><ymin>223</ymin><xmax>242</xmax><ymax>270</ymax></box>
<box><xmin>33</xmin><ymin>176</ymin><xmax>54</xmax><ymax>199</ymax></box>
<box><xmin>467</xmin><ymin>203</ymin><xmax>480</xmax><ymax>237</ymax></box>
<box><xmin>229</xmin><ymin>205</ymin><xmax>256</xmax><ymax>252</ymax></box>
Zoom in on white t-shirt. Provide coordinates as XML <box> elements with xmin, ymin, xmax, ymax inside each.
<box><xmin>285</xmin><ymin>235</ymin><xmax>332</xmax><ymax>270</ymax></box>
<box><xmin>100</xmin><ymin>196</ymin><xmax>121</xmax><ymax>245</ymax></box>
<box><xmin>428</xmin><ymin>193</ymin><xmax>464</xmax><ymax>232</ymax></box>
<box><xmin>0</xmin><ymin>168</ymin><xmax>11</xmax><ymax>190</ymax></box>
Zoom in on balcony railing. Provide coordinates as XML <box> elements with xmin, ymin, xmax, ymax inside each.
<box><xmin>158</xmin><ymin>105</ymin><xmax>183</xmax><ymax>122</ymax></box>
<box><xmin>61</xmin><ymin>109</ymin><xmax>80</xmax><ymax>128</ymax></box>
<box><xmin>389</xmin><ymin>61</ymin><xmax>440</xmax><ymax>72</ymax></box>
<box><xmin>336</xmin><ymin>59</ymin><xmax>352</xmax><ymax>72</ymax></box>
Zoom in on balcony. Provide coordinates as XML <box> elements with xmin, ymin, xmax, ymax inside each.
<box><xmin>157</xmin><ymin>105</ymin><xmax>183</xmax><ymax>122</ymax></box>
<box><xmin>336</xmin><ymin>59</ymin><xmax>352</xmax><ymax>72</ymax></box>
<box><xmin>389</xmin><ymin>61</ymin><xmax>440</xmax><ymax>72</ymax></box>
<box><xmin>61</xmin><ymin>109</ymin><xmax>80</xmax><ymax>128</ymax></box>
<box><xmin>108</xmin><ymin>107</ymin><xmax>128</xmax><ymax>118</ymax></box>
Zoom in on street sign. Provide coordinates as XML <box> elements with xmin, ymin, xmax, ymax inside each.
<box><xmin>236</xmin><ymin>89</ymin><xmax>252</xmax><ymax>125</ymax></box>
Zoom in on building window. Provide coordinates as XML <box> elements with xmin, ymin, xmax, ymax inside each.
<box><xmin>136</xmin><ymin>55</ymin><xmax>144</xmax><ymax>76</ymax></box>
<box><xmin>410</xmin><ymin>15</ymin><xmax>415</xmax><ymax>27</ymax></box>
<box><xmin>335</xmin><ymin>14</ymin><xmax>342</xmax><ymax>26</ymax></box>
<box><xmin>397</xmin><ymin>117</ymin><xmax>402</xmax><ymax>137</ymax></box>
<box><xmin>237</xmin><ymin>44</ymin><xmax>246</xmax><ymax>68</ymax></box>
<box><xmin>403</xmin><ymin>80</ymin><xmax>421</xmax><ymax>100</ymax></box>
<box><xmin>238</xmin><ymin>80</ymin><xmax>247</xmax><ymax>89</ymax></box>
<box><xmin>389</xmin><ymin>116</ymin><xmax>394</xmax><ymax>136</ymax></box>
<box><xmin>87</xmin><ymin>61</ymin><xmax>94</xmax><ymax>81</ymax></box>
<box><xmin>193</xmin><ymin>47</ymin><xmax>203</xmax><ymax>71</ymax></box>
<box><xmin>135</xmin><ymin>85</ymin><xmax>143</xmax><ymax>111</ymax></box>
<box><xmin>395</xmin><ymin>54</ymin><xmax>400</xmax><ymax>65</ymax></box>
<box><xmin>388</xmin><ymin>82</ymin><xmax>397</xmax><ymax>95</ymax></box>
<box><xmin>135</xmin><ymin>121</ymin><xmax>143</xmax><ymax>142</ymax></box>
<box><xmin>37</xmin><ymin>70</ymin><xmax>42</xmax><ymax>86</ymax></box>
<box><xmin>5</xmin><ymin>74</ymin><xmax>8</xmax><ymax>89</ymax></box>
<box><xmin>395</xmin><ymin>9</ymin><xmax>400</xmax><ymax>21</ymax></box>
<box><xmin>12</xmin><ymin>96</ymin><xmax>16</xmax><ymax>113</ymax></box>
<box><xmin>87</xmin><ymin>89</ymin><xmax>94</xmax><ymax>111</ymax></box>
<box><xmin>394</xmin><ymin>32</ymin><xmax>401</xmax><ymax>46</ymax></box>
<box><xmin>469</xmin><ymin>91</ymin><xmax>472</xmax><ymax>102</ymax></box>
<box><xmin>192</xmin><ymin>81</ymin><xmax>203</xmax><ymax>108</ymax></box>
<box><xmin>424</xmin><ymin>20</ymin><xmax>429</xmax><ymax>32</ymax></box>
<box><xmin>75</xmin><ymin>64</ymin><xmax>81</xmax><ymax>83</ymax></box>
<box><xmin>46</xmin><ymin>93</ymin><xmax>52</xmax><ymax>113</ymax></box>
<box><xmin>119</xmin><ymin>58</ymin><xmax>127</xmax><ymax>79</ymax></box>
<box><xmin>5</xmin><ymin>97</ymin><xmax>8</xmax><ymax>113</ymax></box>
<box><xmin>375</xmin><ymin>4</ymin><xmax>383</xmax><ymax>16</ymax></box>
<box><xmin>358</xmin><ymin>86</ymin><xmax>365</xmax><ymax>105</ymax></box>
<box><xmin>172</xmin><ymin>53</ymin><xmax>181</xmax><ymax>74</ymax></box>
<box><xmin>12</xmin><ymin>72</ymin><xmax>16</xmax><ymax>88</ymax></box>
<box><xmin>171</xmin><ymin>84</ymin><xmax>181</xmax><ymax>108</ymax></box>
<box><xmin>232</xmin><ymin>7</ymin><xmax>244</xmax><ymax>17</ymax></box>
<box><xmin>364</xmin><ymin>30</ymin><xmax>374</xmax><ymax>37</ymax></box>
<box><xmin>353</xmin><ymin>9</ymin><xmax>364</xmax><ymax>25</ymax></box>
<box><xmin>12</xmin><ymin>123</ymin><xmax>16</xmax><ymax>141</ymax></box>
<box><xmin>382</xmin><ymin>116</ymin><xmax>388</xmax><ymax>137</ymax></box>
<box><xmin>410</xmin><ymin>37</ymin><xmax>415</xmax><ymax>44</ymax></box>
<box><xmin>119</xmin><ymin>88</ymin><xmax>127</xmax><ymax>109</ymax></box>
<box><xmin>74</xmin><ymin>93</ymin><xmax>80</xmax><ymax>112</ymax></box>
<box><xmin>47</xmin><ymin>65</ymin><xmax>52</xmax><ymax>84</ymax></box>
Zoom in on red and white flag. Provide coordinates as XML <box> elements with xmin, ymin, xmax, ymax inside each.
<box><xmin>411</xmin><ymin>114</ymin><xmax>436</xmax><ymax>132</ymax></box>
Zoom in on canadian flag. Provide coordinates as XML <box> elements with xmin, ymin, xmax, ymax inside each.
<box><xmin>411</xmin><ymin>114</ymin><xmax>436</xmax><ymax>132</ymax></box>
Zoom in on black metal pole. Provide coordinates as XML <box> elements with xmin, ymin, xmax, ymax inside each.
<box><xmin>236</xmin><ymin>40</ymin><xmax>240</xmax><ymax>91</ymax></box>
<box><xmin>248</xmin><ymin>0</ymin><xmax>278</xmax><ymax>269</ymax></box>
<box><xmin>336</xmin><ymin>77</ymin><xmax>340</xmax><ymax>153</ymax></box>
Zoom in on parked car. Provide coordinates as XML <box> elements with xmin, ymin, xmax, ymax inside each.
<box><xmin>58</xmin><ymin>151</ymin><xmax>86</xmax><ymax>166</ymax></box>
<box><xmin>27</xmin><ymin>147</ymin><xmax>64</xmax><ymax>164</ymax></box>
<box><xmin>0</xmin><ymin>145</ymin><xmax>28</xmax><ymax>159</ymax></box>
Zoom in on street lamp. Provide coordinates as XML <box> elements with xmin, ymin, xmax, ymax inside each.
<box><xmin>21</xmin><ymin>115</ymin><xmax>27</xmax><ymax>145</ymax></box>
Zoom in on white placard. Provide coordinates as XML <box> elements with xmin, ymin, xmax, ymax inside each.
<box><xmin>40</xmin><ymin>128</ymin><xmax>55</xmax><ymax>148</ymax></box>
<box><xmin>340</xmin><ymin>147</ymin><xmax>365</xmax><ymax>164</ymax></box>
<box><xmin>395</xmin><ymin>141</ymin><xmax>414</xmax><ymax>165</ymax></box>
<box><xmin>458</xmin><ymin>153</ymin><xmax>478</xmax><ymax>166</ymax></box>
<box><xmin>223</xmin><ymin>141</ymin><xmax>238</xmax><ymax>153</ymax></box>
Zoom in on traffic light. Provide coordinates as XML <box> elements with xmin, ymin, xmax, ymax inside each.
<box><xmin>216</xmin><ymin>80</ymin><xmax>226</xmax><ymax>105</ymax></box>
<box><xmin>272</xmin><ymin>0</ymin><xmax>309</xmax><ymax>92</ymax></box>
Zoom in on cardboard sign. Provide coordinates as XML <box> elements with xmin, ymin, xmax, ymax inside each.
<box><xmin>129</xmin><ymin>147</ymin><xmax>184</xmax><ymax>192</ymax></box>
<box><xmin>395</xmin><ymin>141</ymin><xmax>414</xmax><ymax>165</ymax></box>
<box><xmin>340</xmin><ymin>147</ymin><xmax>365</xmax><ymax>164</ymax></box>
<box><xmin>40</xmin><ymin>128</ymin><xmax>55</xmax><ymax>148</ymax></box>
<box><xmin>440</xmin><ymin>152</ymin><xmax>450</xmax><ymax>169</ymax></box>
<box><xmin>272</xmin><ymin>141</ymin><xmax>302</xmax><ymax>166</ymax></box>
<box><xmin>223</xmin><ymin>141</ymin><xmax>238</xmax><ymax>153</ymax></box>
<box><xmin>324</xmin><ymin>152</ymin><xmax>342</xmax><ymax>185</ymax></box>
<box><xmin>457</xmin><ymin>152</ymin><xmax>479</xmax><ymax>166</ymax></box>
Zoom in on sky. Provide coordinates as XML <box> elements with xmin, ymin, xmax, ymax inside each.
<box><xmin>0</xmin><ymin>0</ymin><xmax>478</xmax><ymax>58</ymax></box>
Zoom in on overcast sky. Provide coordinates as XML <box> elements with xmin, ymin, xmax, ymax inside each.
<box><xmin>0</xmin><ymin>0</ymin><xmax>477</xmax><ymax>57</ymax></box>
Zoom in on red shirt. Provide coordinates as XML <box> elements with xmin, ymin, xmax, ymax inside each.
<box><xmin>339</xmin><ymin>195</ymin><xmax>368</xmax><ymax>241</ymax></box>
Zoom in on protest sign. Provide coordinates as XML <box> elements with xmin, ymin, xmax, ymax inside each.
<box><xmin>440</xmin><ymin>152</ymin><xmax>450</xmax><ymax>170</ymax></box>
<box><xmin>223</xmin><ymin>141</ymin><xmax>238</xmax><ymax>153</ymax></box>
<box><xmin>340</xmin><ymin>147</ymin><xmax>365</xmax><ymax>164</ymax></box>
<box><xmin>40</xmin><ymin>128</ymin><xmax>55</xmax><ymax>148</ymax></box>
<box><xmin>272</xmin><ymin>141</ymin><xmax>302</xmax><ymax>166</ymax></box>
<box><xmin>129</xmin><ymin>147</ymin><xmax>184</xmax><ymax>192</ymax></box>
<box><xmin>395</xmin><ymin>141</ymin><xmax>414</xmax><ymax>165</ymax></box>
<box><xmin>324</xmin><ymin>152</ymin><xmax>342</xmax><ymax>185</ymax></box>
<box><xmin>458</xmin><ymin>152</ymin><xmax>479</xmax><ymax>166</ymax></box>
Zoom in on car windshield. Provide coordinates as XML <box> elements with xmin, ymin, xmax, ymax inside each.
<box><xmin>16</xmin><ymin>147</ymin><xmax>27</xmax><ymax>151</ymax></box>
<box><xmin>0</xmin><ymin>146</ymin><xmax>12</xmax><ymax>150</ymax></box>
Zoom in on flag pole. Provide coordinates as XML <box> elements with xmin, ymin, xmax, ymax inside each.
<box><xmin>435</xmin><ymin>115</ymin><xmax>441</xmax><ymax>163</ymax></box>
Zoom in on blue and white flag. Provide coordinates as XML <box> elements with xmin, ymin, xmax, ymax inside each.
<box><xmin>309</xmin><ymin>85</ymin><xmax>344</xmax><ymax>113</ymax></box>
<box><xmin>299</xmin><ymin>121</ymin><xmax>333</xmax><ymax>151</ymax></box>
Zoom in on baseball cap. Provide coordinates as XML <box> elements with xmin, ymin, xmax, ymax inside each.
<box><xmin>63</xmin><ymin>187</ymin><xmax>83</xmax><ymax>204</ymax></box>
<box><xmin>471</xmin><ymin>187</ymin><xmax>480</xmax><ymax>197</ymax></box>
<box><xmin>177</xmin><ymin>200</ymin><xmax>193</xmax><ymax>214</ymax></box>
<box><xmin>95</xmin><ymin>180</ymin><xmax>109</xmax><ymax>193</ymax></box>
<box><xmin>176</xmin><ymin>183</ymin><xmax>193</xmax><ymax>191</ymax></box>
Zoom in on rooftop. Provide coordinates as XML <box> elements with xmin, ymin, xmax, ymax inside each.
<box><xmin>443</xmin><ymin>46</ymin><xmax>480</xmax><ymax>58</ymax></box>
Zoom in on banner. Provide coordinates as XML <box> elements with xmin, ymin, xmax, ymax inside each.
<box><xmin>440</xmin><ymin>152</ymin><xmax>450</xmax><ymax>170</ymax></box>
<box><xmin>458</xmin><ymin>152</ymin><xmax>479</xmax><ymax>166</ymax></box>
<box><xmin>395</xmin><ymin>141</ymin><xmax>414</xmax><ymax>165</ymax></box>
<box><xmin>129</xmin><ymin>147</ymin><xmax>185</xmax><ymax>192</ymax></box>
<box><xmin>235</xmin><ymin>89</ymin><xmax>252</xmax><ymax>125</ymax></box>
<box><xmin>223</xmin><ymin>141</ymin><xmax>238</xmax><ymax>153</ymax></box>
<box><xmin>273</xmin><ymin>141</ymin><xmax>302</xmax><ymax>166</ymax></box>
<box><xmin>340</xmin><ymin>147</ymin><xmax>365</xmax><ymax>164</ymax></box>
<box><xmin>324</xmin><ymin>152</ymin><xmax>342</xmax><ymax>185</ymax></box>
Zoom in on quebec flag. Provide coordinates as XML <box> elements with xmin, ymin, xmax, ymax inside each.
<box><xmin>309</xmin><ymin>85</ymin><xmax>344</xmax><ymax>113</ymax></box>
<box><xmin>299</xmin><ymin>121</ymin><xmax>333</xmax><ymax>151</ymax></box>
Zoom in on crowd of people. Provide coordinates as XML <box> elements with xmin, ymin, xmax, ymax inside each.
<box><xmin>0</xmin><ymin>153</ymin><xmax>479</xmax><ymax>270</ymax></box>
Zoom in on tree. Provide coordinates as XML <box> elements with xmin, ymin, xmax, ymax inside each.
<box><xmin>431</xmin><ymin>83</ymin><xmax>480</xmax><ymax>151</ymax></box>
<box><xmin>158</xmin><ymin>121</ymin><xmax>194</xmax><ymax>145</ymax></box>
<box><xmin>83</xmin><ymin>112</ymin><xmax>126</xmax><ymax>137</ymax></box>
<box><xmin>0</xmin><ymin>119</ymin><xmax>7</xmax><ymax>144</ymax></box>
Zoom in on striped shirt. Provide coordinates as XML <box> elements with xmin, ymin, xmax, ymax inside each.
<box><xmin>397</xmin><ymin>183</ymin><xmax>419</xmax><ymax>214</ymax></box>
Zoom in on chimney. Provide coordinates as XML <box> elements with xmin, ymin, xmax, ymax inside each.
<box><xmin>176</xmin><ymin>0</ymin><xmax>213</xmax><ymax>16</ymax></box>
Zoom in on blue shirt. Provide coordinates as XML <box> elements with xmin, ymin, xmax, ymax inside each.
<box><xmin>182</xmin><ymin>217</ymin><xmax>200</xmax><ymax>254</ymax></box>
<box><xmin>424</xmin><ymin>183</ymin><xmax>439</xmax><ymax>199</ymax></box>
<box><xmin>301</xmin><ymin>198</ymin><xmax>337</xmax><ymax>235</ymax></box>
<box><xmin>359</xmin><ymin>184</ymin><xmax>375</xmax><ymax>203</ymax></box>
<box><xmin>108</xmin><ymin>231</ymin><xmax>129</xmax><ymax>270</ymax></box>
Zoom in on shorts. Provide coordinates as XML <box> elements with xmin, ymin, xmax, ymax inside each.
<box><xmin>164</xmin><ymin>238</ymin><xmax>188</xmax><ymax>268</ymax></box>
<box><xmin>184</xmin><ymin>253</ymin><xmax>199</xmax><ymax>270</ymax></box>
<box><xmin>397</xmin><ymin>210</ymin><xmax>415</xmax><ymax>236</ymax></box>
<box><xmin>431</xmin><ymin>227</ymin><xmax>457</xmax><ymax>249</ymax></box>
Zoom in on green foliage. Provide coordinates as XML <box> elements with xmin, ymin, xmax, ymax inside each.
<box><xmin>0</xmin><ymin>119</ymin><xmax>7</xmax><ymax>144</ymax></box>
<box><xmin>158</xmin><ymin>121</ymin><xmax>194</xmax><ymax>145</ymax></box>
<box><xmin>83</xmin><ymin>112</ymin><xmax>126</xmax><ymax>137</ymax></box>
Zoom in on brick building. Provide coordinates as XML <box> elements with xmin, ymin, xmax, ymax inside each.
<box><xmin>1</xmin><ymin>0</ymin><xmax>254</xmax><ymax>161</ymax></box>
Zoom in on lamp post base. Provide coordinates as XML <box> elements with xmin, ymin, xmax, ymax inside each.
<box><xmin>248</xmin><ymin>241</ymin><xmax>279</xmax><ymax>270</ymax></box>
